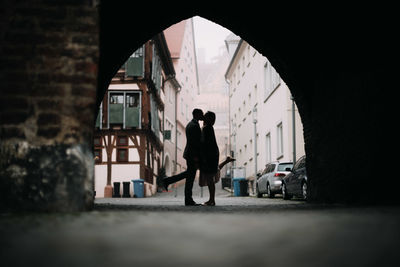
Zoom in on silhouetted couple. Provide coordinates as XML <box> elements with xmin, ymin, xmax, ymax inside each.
<box><xmin>162</xmin><ymin>108</ymin><xmax>234</xmax><ymax>206</ymax></box>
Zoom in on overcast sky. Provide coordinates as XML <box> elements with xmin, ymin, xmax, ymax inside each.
<box><xmin>193</xmin><ymin>16</ymin><xmax>232</xmax><ymax>63</ymax></box>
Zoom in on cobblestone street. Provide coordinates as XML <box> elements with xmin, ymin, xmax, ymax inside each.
<box><xmin>1</xmin><ymin>181</ymin><xmax>400</xmax><ymax>267</ymax></box>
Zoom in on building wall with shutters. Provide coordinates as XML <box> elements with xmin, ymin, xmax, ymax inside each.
<box><xmin>94</xmin><ymin>36</ymin><xmax>170</xmax><ymax>197</ymax></box>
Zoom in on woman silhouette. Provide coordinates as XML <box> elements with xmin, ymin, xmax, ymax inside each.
<box><xmin>199</xmin><ymin>111</ymin><xmax>234</xmax><ymax>206</ymax></box>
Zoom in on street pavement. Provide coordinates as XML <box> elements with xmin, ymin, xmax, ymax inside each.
<box><xmin>1</xmin><ymin>180</ymin><xmax>400</xmax><ymax>267</ymax></box>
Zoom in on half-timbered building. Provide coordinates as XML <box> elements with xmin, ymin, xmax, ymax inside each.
<box><xmin>94</xmin><ymin>33</ymin><xmax>177</xmax><ymax>197</ymax></box>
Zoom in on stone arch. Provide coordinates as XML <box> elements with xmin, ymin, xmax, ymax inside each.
<box><xmin>98</xmin><ymin>3</ymin><xmax>397</xmax><ymax>205</ymax></box>
<box><xmin>0</xmin><ymin>1</ymin><xmax>397</xmax><ymax>211</ymax></box>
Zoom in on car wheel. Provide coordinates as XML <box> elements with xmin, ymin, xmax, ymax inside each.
<box><xmin>267</xmin><ymin>184</ymin><xmax>274</xmax><ymax>198</ymax></box>
<box><xmin>302</xmin><ymin>181</ymin><xmax>307</xmax><ymax>200</ymax></box>
<box><xmin>256</xmin><ymin>184</ymin><xmax>262</xmax><ymax>198</ymax></box>
<box><xmin>282</xmin><ymin>183</ymin><xmax>291</xmax><ymax>200</ymax></box>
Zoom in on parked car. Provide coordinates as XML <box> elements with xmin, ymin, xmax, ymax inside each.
<box><xmin>256</xmin><ymin>161</ymin><xmax>293</xmax><ymax>198</ymax></box>
<box><xmin>282</xmin><ymin>155</ymin><xmax>307</xmax><ymax>200</ymax></box>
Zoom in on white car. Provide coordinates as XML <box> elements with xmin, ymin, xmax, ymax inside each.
<box><xmin>256</xmin><ymin>162</ymin><xmax>293</xmax><ymax>198</ymax></box>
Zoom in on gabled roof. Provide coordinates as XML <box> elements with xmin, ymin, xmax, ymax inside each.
<box><xmin>153</xmin><ymin>32</ymin><xmax>175</xmax><ymax>76</ymax></box>
<box><xmin>164</xmin><ymin>20</ymin><xmax>186</xmax><ymax>59</ymax></box>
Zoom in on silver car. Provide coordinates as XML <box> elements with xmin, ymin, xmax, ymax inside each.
<box><xmin>256</xmin><ymin>162</ymin><xmax>293</xmax><ymax>198</ymax></box>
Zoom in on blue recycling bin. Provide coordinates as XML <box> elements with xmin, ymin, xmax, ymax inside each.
<box><xmin>233</xmin><ymin>178</ymin><xmax>246</xmax><ymax>196</ymax></box>
<box><xmin>132</xmin><ymin>179</ymin><xmax>144</xmax><ymax>198</ymax></box>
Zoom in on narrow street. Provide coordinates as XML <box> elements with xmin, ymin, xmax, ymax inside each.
<box><xmin>1</xmin><ymin>181</ymin><xmax>399</xmax><ymax>267</ymax></box>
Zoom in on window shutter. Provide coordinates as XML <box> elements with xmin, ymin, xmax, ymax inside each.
<box><xmin>126</xmin><ymin>107</ymin><xmax>140</xmax><ymax>128</ymax></box>
<box><xmin>125</xmin><ymin>46</ymin><xmax>144</xmax><ymax>77</ymax></box>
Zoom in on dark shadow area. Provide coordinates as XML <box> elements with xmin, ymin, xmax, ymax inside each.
<box><xmin>99</xmin><ymin>2</ymin><xmax>399</xmax><ymax>205</ymax></box>
<box><xmin>0</xmin><ymin>0</ymin><xmax>398</xmax><ymax>213</ymax></box>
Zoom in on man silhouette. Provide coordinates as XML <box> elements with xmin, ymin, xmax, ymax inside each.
<box><xmin>162</xmin><ymin>108</ymin><xmax>203</xmax><ymax>206</ymax></box>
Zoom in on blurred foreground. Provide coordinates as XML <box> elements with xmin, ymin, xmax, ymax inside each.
<box><xmin>1</xmin><ymin>183</ymin><xmax>399</xmax><ymax>267</ymax></box>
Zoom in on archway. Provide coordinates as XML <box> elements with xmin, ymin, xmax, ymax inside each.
<box><xmin>98</xmin><ymin>3</ymin><xmax>397</xmax><ymax>205</ymax></box>
<box><xmin>0</xmin><ymin>1</ymin><xmax>397</xmax><ymax>212</ymax></box>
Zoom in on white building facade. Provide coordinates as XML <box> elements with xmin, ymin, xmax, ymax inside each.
<box><xmin>164</xmin><ymin>18</ymin><xmax>200</xmax><ymax>176</ymax></box>
<box><xmin>226</xmin><ymin>39</ymin><xmax>305</xmax><ymax>179</ymax></box>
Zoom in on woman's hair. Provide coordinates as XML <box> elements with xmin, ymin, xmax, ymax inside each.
<box><xmin>204</xmin><ymin>111</ymin><xmax>216</xmax><ymax>126</ymax></box>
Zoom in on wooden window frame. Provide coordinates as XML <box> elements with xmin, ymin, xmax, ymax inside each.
<box><xmin>94</xmin><ymin>136</ymin><xmax>102</xmax><ymax>146</ymax></box>
<box><xmin>94</xmin><ymin>148</ymin><xmax>102</xmax><ymax>164</ymax></box>
<box><xmin>117</xmin><ymin>135</ymin><xmax>128</xmax><ymax>146</ymax></box>
<box><xmin>117</xmin><ymin>148</ymin><xmax>128</xmax><ymax>162</ymax></box>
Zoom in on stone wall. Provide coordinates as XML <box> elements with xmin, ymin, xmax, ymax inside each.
<box><xmin>0</xmin><ymin>0</ymin><xmax>99</xmax><ymax>211</ymax></box>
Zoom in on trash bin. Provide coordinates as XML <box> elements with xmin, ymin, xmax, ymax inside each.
<box><xmin>221</xmin><ymin>177</ymin><xmax>231</xmax><ymax>189</ymax></box>
<box><xmin>113</xmin><ymin>182</ymin><xmax>121</xmax><ymax>198</ymax></box>
<box><xmin>132</xmin><ymin>179</ymin><xmax>144</xmax><ymax>198</ymax></box>
<box><xmin>239</xmin><ymin>179</ymin><xmax>249</xmax><ymax>196</ymax></box>
<box><xmin>122</xmin><ymin>182</ymin><xmax>131</xmax><ymax>198</ymax></box>
<box><xmin>233</xmin><ymin>178</ymin><xmax>245</xmax><ymax>196</ymax></box>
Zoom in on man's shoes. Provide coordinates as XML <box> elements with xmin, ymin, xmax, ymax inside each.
<box><xmin>185</xmin><ymin>201</ymin><xmax>201</xmax><ymax>206</ymax></box>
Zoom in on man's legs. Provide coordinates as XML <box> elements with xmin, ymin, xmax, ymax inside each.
<box><xmin>184</xmin><ymin>160</ymin><xmax>197</xmax><ymax>205</ymax></box>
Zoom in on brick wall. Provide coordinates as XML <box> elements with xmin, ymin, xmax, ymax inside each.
<box><xmin>0</xmin><ymin>0</ymin><xmax>99</xmax><ymax>211</ymax></box>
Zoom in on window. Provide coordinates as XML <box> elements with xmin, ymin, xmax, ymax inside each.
<box><xmin>126</xmin><ymin>93</ymin><xmax>139</xmax><ymax>108</ymax></box>
<box><xmin>277</xmin><ymin>123</ymin><xmax>283</xmax><ymax>158</ymax></box>
<box><xmin>94</xmin><ymin>136</ymin><xmax>102</xmax><ymax>163</ymax></box>
<box><xmin>117</xmin><ymin>148</ymin><xmax>128</xmax><ymax>162</ymax></box>
<box><xmin>247</xmin><ymin>46</ymin><xmax>250</xmax><ymax>66</ymax></box>
<box><xmin>151</xmin><ymin>46</ymin><xmax>162</xmax><ymax>90</ymax></box>
<box><xmin>94</xmin><ymin>136</ymin><xmax>102</xmax><ymax>146</ymax></box>
<box><xmin>110</xmin><ymin>93</ymin><xmax>124</xmax><ymax>104</ymax></box>
<box><xmin>181</xmin><ymin>98</ymin><xmax>184</xmax><ymax>115</ymax></box>
<box><xmin>94</xmin><ymin>149</ymin><xmax>102</xmax><ymax>163</ymax></box>
<box><xmin>242</xmin><ymin>56</ymin><xmax>245</xmax><ymax>76</ymax></box>
<box><xmin>131</xmin><ymin>46</ymin><xmax>143</xmax><ymax>57</ymax></box>
<box><xmin>266</xmin><ymin>133</ymin><xmax>271</xmax><ymax>164</ymax></box>
<box><xmin>264</xmin><ymin>62</ymin><xmax>269</xmax><ymax>99</ymax></box>
<box><xmin>262</xmin><ymin>165</ymin><xmax>269</xmax><ymax>175</ymax></box>
<box><xmin>117</xmin><ymin>136</ymin><xmax>128</xmax><ymax>146</ymax></box>
<box><xmin>108</xmin><ymin>91</ymin><xmax>141</xmax><ymax>129</ymax></box>
<box><xmin>237</xmin><ymin>65</ymin><xmax>240</xmax><ymax>84</ymax></box>
<box><xmin>126</xmin><ymin>45</ymin><xmax>144</xmax><ymax>77</ymax></box>
<box><xmin>272</xmin><ymin>66</ymin><xmax>281</xmax><ymax>90</ymax></box>
<box><xmin>278</xmin><ymin>163</ymin><xmax>293</xmax><ymax>171</ymax></box>
<box><xmin>165</xmin><ymin>119</ymin><xmax>174</xmax><ymax>143</ymax></box>
<box><xmin>254</xmin><ymin>84</ymin><xmax>257</xmax><ymax>106</ymax></box>
<box><xmin>167</xmin><ymin>85</ymin><xmax>173</xmax><ymax>104</ymax></box>
<box><xmin>269</xmin><ymin>164</ymin><xmax>276</xmax><ymax>173</ymax></box>
<box><xmin>177</xmin><ymin>130</ymin><xmax>182</xmax><ymax>149</ymax></box>
<box><xmin>294</xmin><ymin>156</ymin><xmax>306</xmax><ymax>171</ymax></box>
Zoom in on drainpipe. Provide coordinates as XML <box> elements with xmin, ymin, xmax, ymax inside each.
<box><xmin>291</xmin><ymin>95</ymin><xmax>296</xmax><ymax>165</ymax></box>
<box><xmin>162</xmin><ymin>108</ymin><xmax>165</xmax><ymax>167</ymax></box>
<box><xmin>174</xmin><ymin>87</ymin><xmax>181</xmax><ymax>175</ymax></box>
